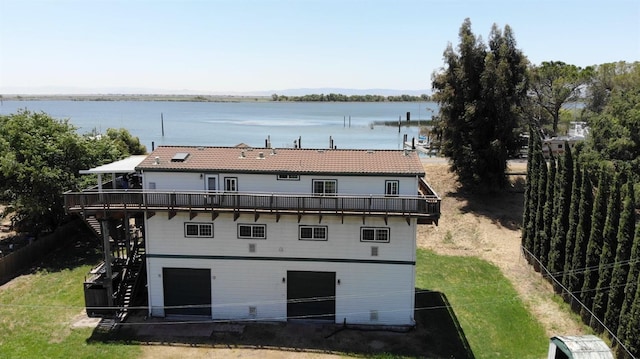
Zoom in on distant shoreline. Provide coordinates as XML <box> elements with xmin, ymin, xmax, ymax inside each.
<box><xmin>0</xmin><ymin>94</ymin><xmax>431</xmax><ymax>103</ymax></box>
<box><xmin>0</xmin><ymin>94</ymin><xmax>273</xmax><ymax>103</ymax></box>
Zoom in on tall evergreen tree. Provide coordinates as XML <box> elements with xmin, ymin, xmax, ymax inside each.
<box><xmin>522</xmin><ymin>125</ymin><xmax>536</xmax><ymax>248</ymax></box>
<box><xmin>549</xmin><ymin>144</ymin><xmax>574</xmax><ymax>288</ymax></box>
<box><xmin>524</xmin><ymin>131</ymin><xmax>543</xmax><ymax>262</ymax></box>
<box><xmin>581</xmin><ymin>167</ymin><xmax>610</xmax><ymax>319</ymax></box>
<box><xmin>533</xmin><ymin>151</ymin><xmax>548</xmax><ymax>269</ymax></box>
<box><xmin>562</xmin><ymin>157</ymin><xmax>582</xmax><ymax>292</ymax></box>
<box><xmin>618</xmin><ymin>271</ymin><xmax>640</xmax><ymax>358</ymax></box>
<box><xmin>432</xmin><ymin>19</ymin><xmax>528</xmax><ymax>191</ymax></box>
<box><xmin>606</xmin><ymin>179</ymin><xmax>636</xmax><ymax>336</ymax></box>
<box><xmin>616</xmin><ymin>189</ymin><xmax>639</xmax><ymax>341</ymax></box>
<box><xmin>568</xmin><ymin>169</ymin><xmax>593</xmax><ymax>304</ymax></box>
<box><xmin>541</xmin><ymin>156</ymin><xmax>556</xmax><ymax>269</ymax></box>
<box><xmin>591</xmin><ymin>171</ymin><xmax>622</xmax><ymax>330</ymax></box>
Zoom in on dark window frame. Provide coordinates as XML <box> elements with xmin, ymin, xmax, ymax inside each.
<box><xmin>360</xmin><ymin>227</ymin><xmax>390</xmax><ymax>243</ymax></box>
<box><xmin>312</xmin><ymin>179</ymin><xmax>337</xmax><ymax>195</ymax></box>
<box><xmin>299</xmin><ymin>225</ymin><xmax>328</xmax><ymax>241</ymax></box>
<box><xmin>184</xmin><ymin>222</ymin><xmax>214</xmax><ymax>238</ymax></box>
<box><xmin>237</xmin><ymin>224</ymin><xmax>267</xmax><ymax>239</ymax></box>
<box><xmin>277</xmin><ymin>174</ymin><xmax>300</xmax><ymax>181</ymax></box>
<box><xmin>385</xmin><ymin>180</ymin><xmax>399</xmax><ymax>196</ymax></box>
<box><xmin>224</xmin><ymin>177</ymin><xmax>238</xmax><ymax>192</ymax></box>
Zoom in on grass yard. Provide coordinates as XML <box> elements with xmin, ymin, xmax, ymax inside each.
<box><xmin>1</xmin><ymin>234</ymin><xmax>550</xmax><ymax>358</ymax></box>
<box><xmin>0</xmin><ymin>238</ymin><xmax>141</xmax><ymax>359</ymax></box>
<box><xmin>416</xmin><ymin>249</ymin><xmax>548</xmax><ymax>358</ymax></box>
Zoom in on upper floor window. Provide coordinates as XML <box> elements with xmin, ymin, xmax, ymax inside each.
<box><xmin>277</xmin><ymin>174</ymin><xmax>300</xmax><ymax>180</ymax></box>
<box><xmin>224</xmin><ymin>177</ymin><xmax>238</xmax><ymax>192</ymax></box>
<box><xmin>184</xmin><ymin>223</ymin><xmax>214</xmax><ymax>238</ymax></box>
<box><xmin>238</xmin><ymin>224</ymin><xmax>266</xmax><ymax>239</ymax></box>
<box><xmin>385</xmin><ymin>180</ymin><xmax>399</xmax><ymax>196</ymax></box>
<box><xmin>299</xmin><ymin>225</ymin><xmax>328</xmax><ymax>241</ymax></box>
<box><xmin>361</xmin><ymin>227</ymin><xmax>390</xmax><ymax>243</ymax></box>
<box><xmin>313</xmin><ymin>179</ymin><xmax>337</xmax><ymax>195</ymax></box>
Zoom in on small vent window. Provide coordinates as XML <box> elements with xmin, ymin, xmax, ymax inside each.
<box><xmin>370</xmin><ymin>310</ymin><xmax>379</xmax><ymax>321</ymax></box>
<box><xmin>171</xmin><ymin>152</ymin><xmax>190</xmax><ymax>162</ymax></box>
<box><xmin>371</xmin><ymin>246</ymin><xmax>379</xmax><ymax>256</ymax></box>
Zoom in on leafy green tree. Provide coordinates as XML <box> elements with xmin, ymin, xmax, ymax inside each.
<box><xmin>432</xmin><ymin>19</ymin><xmax>528</xmax><ymax>191</ymax></box>
<box><xmin>606</xmin><ymin>179</ymin><xmax>636</xmax><ymax>335</ymax></box>
<box><xmin>0</xmin><ymin>110</ymin><xmax>144</xmax><ymax>234</ymax></box>
<box><xmin>585</xmin><ymin>61</ymin><xmax>640</xmax><ymax>114</ymax></box>
<box><xmin>591</xmin><ymin>171</ymin><xmax>621</xmax><ymax>330</ymax></box>
<box><xmin>548</xmin><ymin>144</ymin><xmax>573</xmax><ymax>285</ymax></box>
<box><xmin>580</xmin><ymin>166</ymin><xmax>610</xmax><ymax>318</ymax></box>
<box><xmin>0</xmin><ymin>110</ymin><xmax>92</xmax><ymax>234</ymax></box>
<box><xmin>529</xmin><ymin>61</ymin><xmax>592</xmax><ymax>134</ymax></box>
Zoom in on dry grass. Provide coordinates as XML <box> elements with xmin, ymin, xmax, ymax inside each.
<box><xmin>418</xmin><ymin>162</ymin><xmax>588</xmax><ymax>337</ymax></box>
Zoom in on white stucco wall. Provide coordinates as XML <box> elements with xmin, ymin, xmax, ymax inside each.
<box><xmin>141</xmin><ymin>171</ymin><xmax>419</xmax><ymax>196</ymax></box>
<box><xmin>145</xmin><ymin>211</ymin><xmax>417</xmax><ymax>325</ymax></box>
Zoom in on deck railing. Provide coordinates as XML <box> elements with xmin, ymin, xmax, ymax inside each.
<box><xmin>65</xmin><ymin>186</ymin><xmax>441</xmax><ymax>219</ymax></box>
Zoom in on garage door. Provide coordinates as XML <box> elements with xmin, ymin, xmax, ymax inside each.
<box><xmin>163</xmin><ymin>268</ymin><xmax>211</xmax><ymax>316</ymax></box>
<box><xmin>287</xmin><ymin>271</ymin><xmax>335</xmax><ymax>321</ymax></box>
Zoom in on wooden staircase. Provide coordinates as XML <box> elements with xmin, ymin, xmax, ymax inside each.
<box><xmin>113</xmin><ymin>236</ymin><xmax>146</xmax><ymax>322</ymax></box>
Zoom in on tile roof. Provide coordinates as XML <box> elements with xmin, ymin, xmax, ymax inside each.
<box><xmin>137</xmin><ymin>146</ymin><xmax>425</xmax><ymax>176</ymax></box>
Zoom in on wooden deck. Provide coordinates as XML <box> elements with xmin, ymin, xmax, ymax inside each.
<box><xmin>64</xmin><ymin>179</ymin><xmax>441</xmax><ymax>224</ymax></box>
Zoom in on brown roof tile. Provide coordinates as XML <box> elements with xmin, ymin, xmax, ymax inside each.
<box><xmin>137</xmin><ymin>146</ymin><xmax>425</xmax><ymax>176</ymax></box>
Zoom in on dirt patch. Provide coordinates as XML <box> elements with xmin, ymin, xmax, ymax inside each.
<box><xmin>418</xmin><ymin>162</ymin><xmax>587</xmax><ymax>338</ymax></box>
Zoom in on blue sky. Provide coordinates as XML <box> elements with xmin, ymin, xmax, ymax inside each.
<box><xmin>0</xmin><ymin>0</ymin><xmax>638</xmax><ymax>94</ymax></box>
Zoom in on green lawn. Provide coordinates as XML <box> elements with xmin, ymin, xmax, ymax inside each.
<box><xmin>416</xmin><ymin>249</ymin><xmax>548</xmax><ymax>358</ymax></box>
<box><xmin>0</xmin><ymin>240</ymin><xmax>140</xmax><ymax>359</ymax></box>
<box><xmin>0</xmin><ymin>241</ymin><xmax>549</xmax><ymax>358</ymax></box>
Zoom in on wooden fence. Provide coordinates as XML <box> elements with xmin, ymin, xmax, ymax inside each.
<box><xmin>0</xmin><ymin>220</ymin><xmax>79</xmax><ymax>285</ymax></box>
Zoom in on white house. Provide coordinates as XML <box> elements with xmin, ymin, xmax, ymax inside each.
<box><xmin>66</xmin><ymin>146</ymin><xmax>440</xmax><ymax>326</ymax></box>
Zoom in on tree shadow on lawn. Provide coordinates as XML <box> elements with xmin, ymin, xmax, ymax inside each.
<box><xmin>447</xmin><ymin>177</ymin><xmax>525</xmax><ymax>232</ymax></box>
<box><xmin>87</xmin><ymin>290</ymin><xmax>474</xmax><ymax>358</ymax></box>
<box><xmin>29</xmin><ymin>222</ymin><xmax>103</xmax><ymax>274</ymax></box>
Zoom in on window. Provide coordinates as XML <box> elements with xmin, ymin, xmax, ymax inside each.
<box><xmin>313</xmin><ymin>179</ymin><xmax>337</xmax><ymax>195</ymax></box>
<box><xmin>184</xmin><ymin>223</ymin><xmax>214</xmax><ymax>238</ymax></box>
<box><xmin>299</xmin><ymin>225</ymin><xmax>328</xmax><ymax>241</ymax></box>
<box><xmin>385</xmin><ymin>180</ymin><xmax>399</xmax><ymax>196</ymax></box>
<box><xmin>361</xmin><ymin>227</ymin><xmax>390</xmax><ymax>243</ymax></box>
<box><xmin>277</xmin><ymin>174</ymin><xmax>300</xmax><ymax>180</ymax></box>
<box><xmin>238</xmin><ymin>224</ymin><xmax>266</xmax><ymax>239</ymax></box>
<box><xmin>224</xmin><ymin>177</ymin><xmax>238</xmax><ymax>192</ymax></box>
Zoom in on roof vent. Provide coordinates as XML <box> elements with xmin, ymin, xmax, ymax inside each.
<box><xmin>239</xmin><ymin>150</ymin><xmax>246</xmax><ymax>158</ymax></box>
<box><xmin>154</xmin><ymin>156</ymin><xmax>160</xmax><ymax>165</ymax></box>
<box><xmin>367</xmin><ymin>150</ymin><xmax>374</xmax><ymax>154</ymax></box>
<box><xmin>403</xmin><ymin>149</ymin><xmax>409</xmax><ymax>156</ymax></box>
<box><xmin>271</xmin><ymin>148</ymin><xmax>277</xmax><ymax>155</ymax></box>
<box><xmin>317</xmin><ymin>149</ymin><xmax>325</xmax><ymax>153</ymax></box>
<box><xmin>257</xmin><ymin>152</ymin><xmax>265</xmax><ymax>159</ymax></box>
<box><xmin>171</xmin><ymin>152</ymin><xmax>190</xmax><ymax>162</ymax></box>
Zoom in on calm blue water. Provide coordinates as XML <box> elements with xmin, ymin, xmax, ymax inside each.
<box><xmin>0</xmin><ymin>100</ymin><xmax>438</xmax><ymax>150</ymax></box>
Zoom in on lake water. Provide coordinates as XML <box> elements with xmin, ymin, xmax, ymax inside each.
<box><xmin>0</xmin><ymin>100</ymin><xmax>438</xmax><ymax>151</ymax></box>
